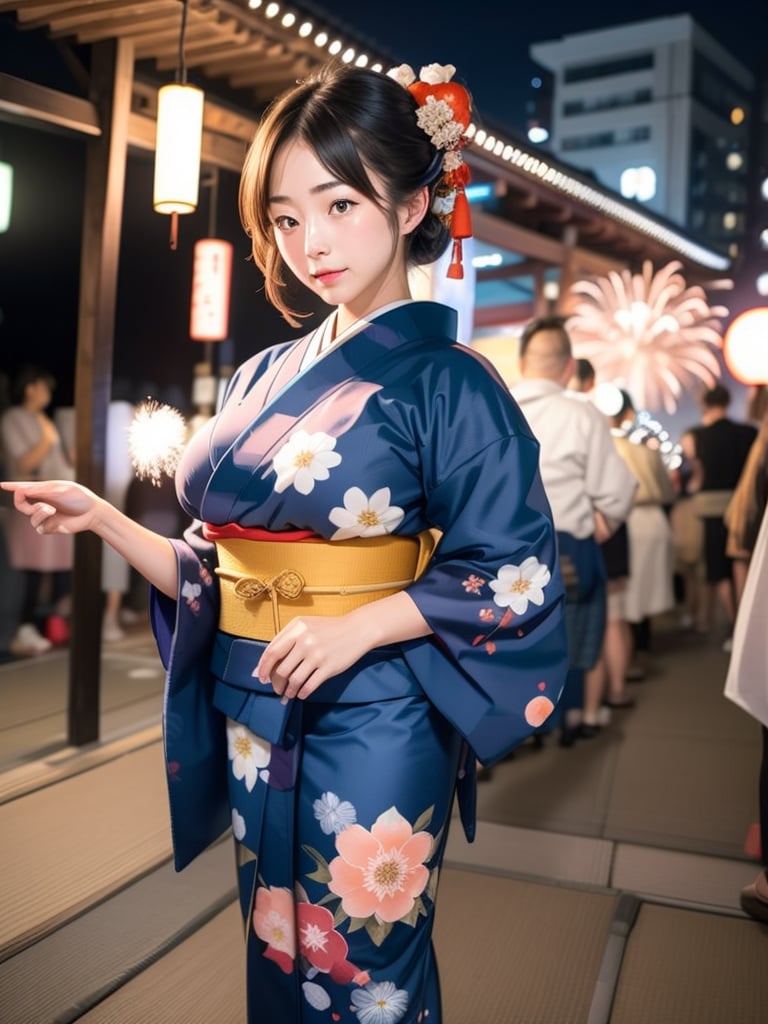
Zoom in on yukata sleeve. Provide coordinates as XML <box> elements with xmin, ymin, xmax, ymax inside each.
<box><xmin>403</xmin><ymin>428</ymin><xmax>569</xmax><ymax>767</ymax></box>
<box><xmin>149</xmin><ymin>522</ymin><xmax>230</xmax><ymax>871</ymax></box>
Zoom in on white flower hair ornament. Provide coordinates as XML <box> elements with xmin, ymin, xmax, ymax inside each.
<box><xmin>388</xmin><ymin>62</ymin><xmax>473</xmax><ymax>280</ymax></box>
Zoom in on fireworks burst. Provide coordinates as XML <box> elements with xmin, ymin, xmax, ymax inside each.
<box><xmin>565</xmin><ymin>260</ymin><xmax>728</xmax><ymax>414</ymax></box>
<box><xmin>128</xmin><ymin>399</ymin><xmax>187</xmax><ymax>486</ymax></box>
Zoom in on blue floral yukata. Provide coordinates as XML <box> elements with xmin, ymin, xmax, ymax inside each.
<box><xmin>150</xmin><ymin>301</ymin><xmax>568</xmax><ymax>1022</ymax></box>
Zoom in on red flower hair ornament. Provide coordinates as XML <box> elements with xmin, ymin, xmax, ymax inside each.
<box><xmin>388</xmin><ymin>63</ymin><xmax>473</xmax><ymax>279</ymax></box>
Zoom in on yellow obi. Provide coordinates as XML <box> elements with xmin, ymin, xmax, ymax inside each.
<box><xmin>214</xmin><ymin>529</ymin><xmax>439</xmax><ymax>641</ymax></box>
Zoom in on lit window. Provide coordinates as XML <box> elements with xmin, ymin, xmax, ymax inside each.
<box><xmin>620</xmin><ymin>166</ymin><xmax>656</xmax><ymax>202</ymax></box>
<box><xmin>723</xmin><ymin>212</ymin><xmax>737</xmax><ymax>230</ymax></box>
<box><xmin>726</xmin><ymin>152</ymin><xmax>743</xmax><ymax>171</ymax></box>
<box><xmin>527</xmin><ymin>125</ymin><xmax>550</xmax><ymax>144</ymax></box>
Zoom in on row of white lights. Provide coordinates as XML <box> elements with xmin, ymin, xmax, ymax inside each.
<box><xmin>247</xmin><ymin>0</ymin><xmax>384</xmax><ymax>70</ymax></box>
<box><xmin>245</xmin><ymin>0</ymin><xmax>730</xmax><ymax>273</ymax></box>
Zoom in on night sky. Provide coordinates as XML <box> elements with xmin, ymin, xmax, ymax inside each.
<box><xmin>1</xmin><ymin>3</ymin><xmax>764</xmax><ymax>428</ymax></box>
<box><xmin>303</xmin><ymin>1</ymin><xmax>766</xmax><ymax>135</ymax></box>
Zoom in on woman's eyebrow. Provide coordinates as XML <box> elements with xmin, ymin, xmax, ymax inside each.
<box><xmin>268</xmin><ymin>179</ymin><xmax>344</xmax><ymax>204</ymax></box>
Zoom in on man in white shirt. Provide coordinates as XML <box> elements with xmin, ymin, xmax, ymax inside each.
<box><xmin>512</xmin><ymin>316</ymin><xmax>637</xmax><ymax>744</ymax></box>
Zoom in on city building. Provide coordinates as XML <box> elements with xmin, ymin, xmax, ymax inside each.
<box><xmin>531</xmin><ymin>15</ymin><xmax>755</xmax><ymax>259</ymax></box>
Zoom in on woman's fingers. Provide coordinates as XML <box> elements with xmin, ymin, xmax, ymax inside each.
<box><xmin>255</xmin><ymin>618</ymin><xmax>335</xmax><ymax>698</ymax></box>
<box><xmin>29</xmin><ymin>502</ymin><xmax>60</xmax><ymax>532</ymax></box>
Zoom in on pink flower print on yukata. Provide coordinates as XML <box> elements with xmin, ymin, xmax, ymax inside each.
<box><xmin>462</xmin><ymin>573</ymin><xmax>485</xmax><ymax>594</ymax></box>
<box><xmin>327</xmin><ymin>807</ymin><xmax>432</xmax><ymax>924</ymax></box>
<box><xmin>253</xmin><ymin>885</ymin><xmax>296</xmax><ymax>973</ymax></box>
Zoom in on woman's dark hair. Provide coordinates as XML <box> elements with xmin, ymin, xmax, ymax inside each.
<box><xmin>11</xmin><ymin>364</ymin><xmax>56</xmax><ymax>405</ymax></box>
<box><xmin>239</xmin><ymin>62</ymin><xmax>451</xmax><ymax>325</ymax></box>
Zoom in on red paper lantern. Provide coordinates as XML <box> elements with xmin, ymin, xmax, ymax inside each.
<box><xmin>724</xmin><ymin>308</ymin><xmax>768</xmax><ymax>384</ymax></box>
<box><xmin>190</xmin><ymin>238</ymin><xmax>233</xmax><ymax>341</ymax></box>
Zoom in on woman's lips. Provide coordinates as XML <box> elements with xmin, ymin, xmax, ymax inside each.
<box><xmin>313</xmin><ymin>269</ymin><xmax>345</xmax><ymax>285</ymax></box>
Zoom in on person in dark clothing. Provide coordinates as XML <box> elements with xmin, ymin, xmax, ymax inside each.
<box><xmin>681</xmin><ymin>385</ymin><xmax>757</xmax><ymax>649</ymax></box>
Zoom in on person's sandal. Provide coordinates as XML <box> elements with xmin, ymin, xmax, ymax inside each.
<box><xmin>740</xmin><ymin>872</ymin><xmax>768</xmax><ymax>924</ymax></box>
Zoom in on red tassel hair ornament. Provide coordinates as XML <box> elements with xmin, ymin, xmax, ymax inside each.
<box><xmin>388</xmin><ymin>63</ymin><xmax>474</xmax><ymax>280</ymax></box>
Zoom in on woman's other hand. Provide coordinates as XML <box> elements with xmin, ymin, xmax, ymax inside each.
<box><xmin>255</xmin><ymin>614</ymin><xmax>370</xmax><ymax>702</ymax></box>
<box><xmin>255</xmin><ymin>590</ymin><xmax>431</xmax><ymax>702</ymax></box>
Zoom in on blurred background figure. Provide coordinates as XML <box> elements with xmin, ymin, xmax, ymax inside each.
<box><xmin>101</xmin><ymin>394</ymin><xmax>138</xmax><ymax>643</ymax></box>
<box><xmin>682</xmin><ymin>385</ymin><xmax>758</xmax><ymax>651</ymax></box>
<box><xmin>724</xmin><ymin>499</ymin><xmax>768</xmax><ymax>923</ymax></box>
<box><xmin>567</xmin><ymin>357</ymin><xmax>596</xmax><ymax>396</ymax></box>
<box><xmin>669</xmin><ymin>452</ymin><xmax>705</xmax><ymax>632</ymax></box>
<box><xmin>611</xmin><ymin>390</ymin><xmax>676</xmax><ymax>689</ymax></box>
<box><xmin>724</xmin><ymin>384</ymin><xmax>768</xmax><ymax>608</ymax></box>
<box><xmin>512</xmin><ymin>318</ymin><xmax>636</xmax><ymax>747</ymax></box>
<box><xmin>581</xmin><ymin>507</ymin><xmax>631</xmax><ymax>731</ymax></box>
<box><xmin>0</xmin><ymin>370</ymin><xmax>24</xmax><ymax>661</ymax></box>
<box><xmin>0</xmin><ymin>364</ymin><xmax>74</xmax><ymax>655</ymax></box>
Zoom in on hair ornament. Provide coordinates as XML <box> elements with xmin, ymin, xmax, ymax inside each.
<box><xmin>388</xmin><ymin>63</ymin><xmax>473</xmax><ymax>279</ymax></box>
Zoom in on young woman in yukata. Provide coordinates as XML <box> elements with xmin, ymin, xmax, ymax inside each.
<box><xmin>3</xmin><ymin>61</ymin><xmax>568</xmax><ymax>1024</ymax></box>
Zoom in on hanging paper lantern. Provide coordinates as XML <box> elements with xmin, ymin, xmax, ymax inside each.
<box><xmin>153</xmin><ymin>83</ymin><xmax>204</xmax><ymax>216</ymax></box>
<box><xmin>190</xmin><ymin>238</ymin><xmax>233</xmax><ymax>341</ymax></box>
<box><xmin>723</xmin><ymin>308</ymin><xmax>768</xmax><ymax>384</ymax></box>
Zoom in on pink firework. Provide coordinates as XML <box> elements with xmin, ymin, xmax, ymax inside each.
<box><xmin>566</xmin><ymin>260</ymin><xmax>728</xmax><ymax>414</ymax></box>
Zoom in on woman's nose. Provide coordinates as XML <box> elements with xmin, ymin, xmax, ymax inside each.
<box><xmin>304</xmin><ymin>220</ymin><xmax>329</xmax><ymax>258</ymax></box>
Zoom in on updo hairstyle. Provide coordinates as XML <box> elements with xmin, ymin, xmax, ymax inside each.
<box><xmin>238</xmin><ymin>61</ymin><xmax>450</xmax><ymax>326</ymax></box>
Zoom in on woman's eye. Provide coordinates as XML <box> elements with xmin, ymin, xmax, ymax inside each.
<box><xmin>273</xmin><ymin>215</ymin><xmax>297</xmax><ymax>231</ymax></box>
<box><xmin>331</xmin><ymin>199</ymin><xmax>356</xmax><ymax>215</ymax></box>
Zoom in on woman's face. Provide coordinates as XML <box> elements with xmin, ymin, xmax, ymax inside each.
<box><xmin>268</xmin><ymin>140</ymin><xmax>420</xmax><ymax>334</ymax></box>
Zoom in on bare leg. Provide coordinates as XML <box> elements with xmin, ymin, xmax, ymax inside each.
<box><xmin>732</xmin><ymin>558</ymin><xmax>749</xmax><ymax>611</ymax></box>
<box><xmin>102</xmin><ymin>589</ymin><xmax>125</xmax><ymax>642</ymax></box>
<box><xmin>582</xmin><ymin>657</ymin><xmax>606</xmax><ymax>726</ymax></box>
<box><xmin>715</xmin><ymin>577</ymin><xmax>735</xmax><ymax>630</ymax></box>
<box><xmin>604</xmin><ymin>618</ymin><xmax>634</xmax><ymax>704</ymax></box>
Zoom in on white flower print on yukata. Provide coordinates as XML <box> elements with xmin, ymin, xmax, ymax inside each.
<box><xmin>329</xmin><ymin>486</ymin><xmax>404</xmax><ymax>540</ymax></box>
<box><xmin>226</xmin><ymin>719</ymin><xmax>271</xmax><ymax>792</ymax></box>
<box><xmin>231</xmin><ymin>808</ymin><xmax>247</xmax><ymax>841</ymax></box>
<box><xmin>351</xmin><ymin>980</ymin><xmax>410</xmax><ymax>1023</ymax></box>
<box><xmin>181</xmin><ymin>579</ymin><xmax>202</xmax><ymax>613</ymax></box>
<box><xmin>488</xmin><ymin>556</ymin><xmax>551</xmax><ymax>614</ymax></box>
<box><xmin>272</xmin><ymin>429</ymin><xmax>342</xmax><ymax>494</ymax></box>
<box><xmin>313</xmin><ymin>791</ymin><xmax>357</xmax><ymax>835</ymax></box>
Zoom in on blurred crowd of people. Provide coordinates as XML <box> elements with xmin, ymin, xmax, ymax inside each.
<box><xmin>494</xmin><ymin>320</ymin><xmax>766</xmax><ymax>750</ymax></box>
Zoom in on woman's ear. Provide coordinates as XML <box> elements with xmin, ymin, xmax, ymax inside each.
<box><xmin>400</xmin><ymin>186</ymin><xmax>430</xmax><ymax>235</ymax></box>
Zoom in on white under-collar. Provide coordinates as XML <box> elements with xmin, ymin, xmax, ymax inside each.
<box><xmin>300</xmin><ymin>300</ymin><xmax>413</xmax><ymax>371</ymax></box>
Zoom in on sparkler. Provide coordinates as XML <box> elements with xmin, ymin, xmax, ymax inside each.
<box><xmin>128</xmin><ymin>399</ymin><xmax>187</xmax><ymax>486</ymax></box>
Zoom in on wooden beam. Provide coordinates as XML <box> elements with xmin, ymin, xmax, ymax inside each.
<box><xmin>19</xmin><ymin>0</ymin><xmax>178</xmax><ymax>31</ymax></box>
<box><xmin>473</xmin><ymin>301</ymin><xmax>535</xmax><ymax>328</ymax></box>
<box><xmin>471</xmin><ymin>209</ymin><xmax>566</xmax><ymax>264</ymax></box>
<box><xmin>69</xmin><ymin>36</ymin><xmax>134</xmax><ymax>747</ymax></box>
<box><xmin>127</xmin><ymin>110</ymin><xmax>248</xmax><ymax>171</ymax></box>
<box><xmin>476</xmin><ymin>258</ymin><xmax>549</xmax><ymax>283</ymax></box>
<box><xmin>0</xmin><ymin>72</ymin><xmax>100</xmax><ymax>135</ymax></box>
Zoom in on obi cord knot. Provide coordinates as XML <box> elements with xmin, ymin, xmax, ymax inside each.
<box><xmin>387</xmin><ymin>62</ymin><xmax>473</xmax><ymax>279</ymax></box>
<box><xmin>233</xmin><ymin>570</ymin><xmax>306</xmax><ymax>603</ymax></box>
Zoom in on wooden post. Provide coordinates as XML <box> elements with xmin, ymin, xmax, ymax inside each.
<box><xmin>68</xmin><ymin>38</ymin><xmax>134</xmax><ymax>746</ymax></box>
